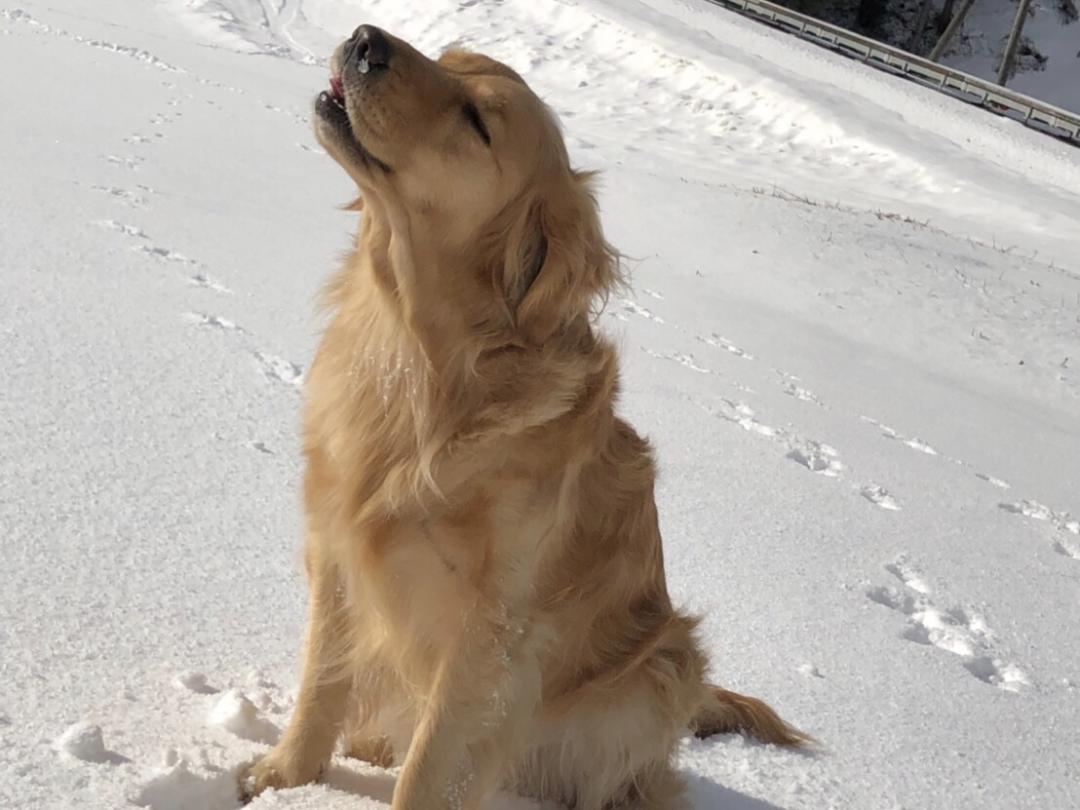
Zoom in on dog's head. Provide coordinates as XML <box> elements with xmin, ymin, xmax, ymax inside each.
<box><xmin>314</xmin><ymin>26</ymin><xmax>618</xmax><ymax>346</ymax></box>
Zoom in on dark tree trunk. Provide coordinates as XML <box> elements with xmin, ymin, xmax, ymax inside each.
<box><xmin>907</xmin><ymin>0</ymin><xmax>935</xmax><ymax>53</ymax></box>
<box><xmin>936</xmin><ymin>0</ymin><xmax>958</xmax><ymax>32</ymax></box>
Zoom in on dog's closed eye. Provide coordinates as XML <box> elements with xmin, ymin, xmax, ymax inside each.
<box><xmin>463</xmin><ymin>102</ymin><xmax>491</xmax><ymax>146</ymax></box>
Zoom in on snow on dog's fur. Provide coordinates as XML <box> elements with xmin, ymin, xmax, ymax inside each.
<box><xmin>242</xmin><ymin>24</ymin><xmax>809</xmax><ymax>810</ymax></box>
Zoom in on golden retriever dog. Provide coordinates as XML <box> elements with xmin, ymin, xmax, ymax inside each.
<box><xmin>242</xmin><ymin>24</ymin><xmax>809</xmax><ymax>810</ymax></box>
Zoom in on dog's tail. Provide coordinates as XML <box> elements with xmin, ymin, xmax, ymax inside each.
<box><xmin>689</xmin><ymin>684</ymin><xmax>814</xmax><ymax>747</ymax></box>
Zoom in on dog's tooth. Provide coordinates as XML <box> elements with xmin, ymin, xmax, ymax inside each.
<box><xmin>358</xmin><ymin>57</ymin><xmax>370</xmax><ymax>75</ymax></box>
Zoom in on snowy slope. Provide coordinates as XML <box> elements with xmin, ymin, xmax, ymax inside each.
<box><xmin>2</xmin><ymin>1</ymin><xmax>1079</xmax><ymax>809</ymax></box>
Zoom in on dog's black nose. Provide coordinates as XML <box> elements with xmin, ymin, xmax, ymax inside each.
<box><xmin>348</xmin><ymin>25</ymin><xmax>390</xmax><ymax>71</ymax></box>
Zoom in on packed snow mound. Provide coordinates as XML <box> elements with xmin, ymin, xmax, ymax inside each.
<box><xmin>131</xmin><ymin>759</ymin><xmax>242</xmax><ymax>810</ymax></box>
<box><xmin>53</xmin><ymin>723</ymin><xmax>126</xmax><ymax>765</ymax></box>
<box><xmin>207</xmin><ymin>690</ymin><xmax>280</xmax><ymax>745</ymax></box>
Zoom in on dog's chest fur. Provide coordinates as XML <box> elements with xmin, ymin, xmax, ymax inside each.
<box><xmin>300</xmin><ymin>280</ymin><xmax>580</xmax><ymax>688</ymax></box>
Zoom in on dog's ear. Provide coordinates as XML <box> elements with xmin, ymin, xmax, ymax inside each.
<box><xmin>502</xmin><ymin>171</ymin><xmax>620</xmax><ymax>344</ymax></box>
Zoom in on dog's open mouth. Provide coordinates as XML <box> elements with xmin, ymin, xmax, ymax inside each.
<box><xmin>330</xmin><ymin>75</ymin><xmax>345</xmax><ymax>105</ymax></box>
<box><xmin>315</xmin><ymin>76</ymin><xmax>391</xmax><ymax>173</ymax></box>
<box><xmin>317</xmin><ymin>74</ymin><xmax>350</xmax><ymax>123</ymax></box>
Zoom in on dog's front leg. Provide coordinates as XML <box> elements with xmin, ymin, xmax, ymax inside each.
<box><xmin>242</xmin><ymin>539</ymin><xmax>352</xmax><ymax>799</ymax></box>
<box><xmin>392</xmin><ymin>606</ymin><xmax>539</xmax><ymax>810</ymax></box>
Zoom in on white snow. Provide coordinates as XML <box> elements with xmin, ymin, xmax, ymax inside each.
<box><xmin>2</xmin><ymin>0</ymin><xmax>1079</xmax><ymax>809</ymax></box>
<box><xmin>53</xmin><ymin>722</ymin><xmax>124</xmax><ymax>765</ymax></box>
<box><xmin>173</xmin><ymin>671</ymin><xmax>219</xmax><ymax>695</ymax></box>
<box><xmin>131</xmin><ymin>759</ymin><xmax>242</xmax><ymax>810</ymax></box>
<box><xmin>207</xmin><ymin>690</ymin><xmax>280</xmax><ymax>745</ymax></box>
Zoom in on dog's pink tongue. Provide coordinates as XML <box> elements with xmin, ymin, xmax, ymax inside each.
<box><xmin>330</xmin><ymin>76</ymin><xmax>344</xmax><ymax>101</ymax></box>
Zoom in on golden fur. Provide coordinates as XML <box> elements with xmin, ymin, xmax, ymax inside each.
<box><xmin>242</xmin><ymin>26</ymin><xmax>809</xmax><ymax>810</ymax></box>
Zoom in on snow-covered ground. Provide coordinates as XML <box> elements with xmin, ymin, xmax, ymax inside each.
<box><xmin>2</xmin><ymin>1</ymin><xmax>1079</xmax><ymax>808</ymax></box>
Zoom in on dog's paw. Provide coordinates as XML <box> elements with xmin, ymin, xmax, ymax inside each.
<box><xmin>238</xmin><ymin>752</ymin><xmax>323</xmax><ymax>803</ymax></box>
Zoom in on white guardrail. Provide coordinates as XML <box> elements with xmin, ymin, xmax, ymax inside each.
<box><xmin>703</xmin><ymin>0</ymin><xmax>1080</xmax><ymax>145</ymax></box>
